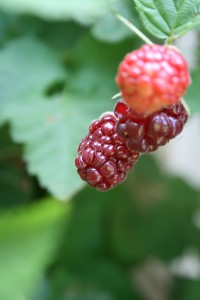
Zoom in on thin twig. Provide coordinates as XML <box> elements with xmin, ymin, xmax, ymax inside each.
<box><xmin>115</xmin><ymin>14</ymin><xmax>154</xmax><ymax>45</ymax></box>
<box><xmin>112</xmin><ymin>92</ymin><xmax>121</xmax><ymax>100</ymax></box>
<box><xmin>181</xmin><ymin>98</ymin><xmax>191</xmax><ymax>117</ymax></box>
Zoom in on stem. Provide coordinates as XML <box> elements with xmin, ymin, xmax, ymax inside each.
<box><xmin>115</xmin><ymin>14</ymin><xmax>154</xmax><ymax>45</ymax></box>
<box><xmin>165</xmin><ymin>35</ymin><xmax>175</xmax><ymax>45</ymax></box>
<box><xmin>112</xmin><ymin>92</ymin><xmax>121</xmax><ymax>100</ymax></box>
<box><xmin>181</xmin><ymin>98</ymin><xmax>191</xmax><ymax>117</ymax></box>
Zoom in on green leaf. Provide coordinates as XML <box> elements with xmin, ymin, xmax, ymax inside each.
<box><xmin>5</xmin><ymin>92</ymin><xmax>112</xmax><ymax>200</ymax></box>
<box><xmin>185</xmin><ymin>69</ymin><xmax>200</xmax><ymax>113</ymax></box>
<box><xmin>49</xmin><ymin>186</ymin><xmax>140</xmax><ymax>300</ymax></box>
<box><xmin>92</xmin><ymin>12</ymin><xmax>132</xmax><ymax>43</ymax></box>
<box><xmin>134</xmin><ymin>0</ymin><xmax>200</xmax><ymax>40</ymax></box>
<box><xmin>62</xmin><ymin>259</ymin><xmax>135</xmax><ymax>300</ymax></box>
<box><xmin>0</xmin><ymin>0</ymin><xmax>108</xmax><ymax>25</ymax></box>
<box><xmin>0</xmin><ymin>36</ymin><xmax>133</xmax><ymax>199</ymax></box>
<box><xmin>0</xmin><ymin>37</ymin><xmax>66</xmax><ymax>123</ymax></box>
<box><xmin>30</xmin><ymin>277</ymin><xmax>50</xmax><ymax>300</ymax></box>
<box><xmin>91</xmin><ymin>0</ymin><xmax>140</xmax><ymax>43</ymax></box>
<box><xmin>174</xmin><ymin>278</ymin><xmax>200</xmax><ymax>300</ymax></box>
<box><xmin>63</xmin><ymin>288</ymin><xmax>116</xmax><ymax>300</ymax></box>
<box><xmin>0</xmin><ymin>198</ymin><xmax>70</xmax><ymax>300</ymax></box>
<box><xmin>109</xmin><ymin>156</ymin><xmax>200</xmax><ymax>263</ymax></box>
<box><xmin>0</xmin><ymin>126</ymin><xmax>34</xmax><ymax>210</ymax></box>
<box><xmin>0</xmin><ymin>163</ymin><xmax>34</xmax><ymax>208</ymax></box>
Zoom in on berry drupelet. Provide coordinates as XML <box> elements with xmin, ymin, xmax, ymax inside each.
<box><xmin>116</xmin><ymin>44</ymin><xmax>190</xmax><ymax>115</ymax></box>
<box><xmin>114</xmin><ymin>99</ymin><xmax>189</xmax><ymax>154</ymax></box>
<box><xmin>75</xmin><ymin>113</ymin><xmax>140</xmax><ymax>191</ymax></box>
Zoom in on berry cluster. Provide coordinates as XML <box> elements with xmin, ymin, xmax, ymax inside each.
<box><xmin>75</xmin><ymin>44</ymin><xmax>190</xmax><ymax>191</ymax></box>
<box><xmin>75</xmin><ymin>113</ymin><xmax>139</xmax><ymax>191</ymax></box>
<box><xmin>116</xmin><ymin>44</ymin><xmax>190</xmax><ymax>115</ymax></box>
<box><xmin>114</xmin><ymin>99</ymin><xmax>188</xmax><ymax>153</ymax></box>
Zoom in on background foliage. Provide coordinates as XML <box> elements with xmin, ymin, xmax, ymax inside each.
<box><xmin>0</xmin><ymin>0</ymin><xmax>200</xmax><ymax>300</ymax></box>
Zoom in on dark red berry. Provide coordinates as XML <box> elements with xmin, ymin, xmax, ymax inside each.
<box><xmin>114</xmin><ymin>99</ymin><xmax>189</xmax><ymax>154</ymax></box>
<box><xmin>75</xmin><ymin>113</ymin><xmax>140</xmax><ymax>191</ymax></box>
<box><xmin>115</xmin><ymin>44</ymin><xmax>190</xmax><ymax>114</ymax></box>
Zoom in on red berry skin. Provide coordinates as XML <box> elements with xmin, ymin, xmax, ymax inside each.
<box><xmin>114</xmin><ymin>99</ymin><xmax>188</xmax><ymax>154</ymax></box>
<box><xmin>116</xmin><ymin>44</ymin><xmax>190</xmax><ymax>115</ymax></box>
<box><xmin>75</xmin><ymin>113</ymin><xmax>140</xmax><ymax>191</ymax></box>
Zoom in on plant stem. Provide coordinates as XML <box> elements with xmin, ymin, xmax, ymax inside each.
<box><xmin>181</xmin><ymin>98</ymin><xmax>191</xmax><ymax>117</ymax></box>
<box><xmin>112</xmin><ymin>92</ymin><xmax>121</xmax><ymax>100</ymax></box>
<box><xmin>115</xmin><ymin>14</ymin><xmax>154</xmax><ymax>45</ymax></box>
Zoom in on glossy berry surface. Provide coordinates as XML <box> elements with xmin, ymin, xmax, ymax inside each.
<box><xmin>75</xmin><ymin>113</ymin><xmax>140</xmax><ymax>191</ymax></box>
<box><xmin>116</xmin><ymin>44</ymin><xmax>190</xmax><ymax>114</ymax></box>
<box><xmin>114</xmin><ymin>99</ymin><xmax>188</xmax><ymax>153</ymax></box>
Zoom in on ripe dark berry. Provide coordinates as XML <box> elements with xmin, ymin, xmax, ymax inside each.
<box><xmin>114</xmin><ymin>99</ymin><xmax>189</xmax><ymax>154</ymax></box>
<box><xmin>75</xmin><ymin>113</ymin><xmax>140</xmax><ymax>191</ymax></box>
<box><xmin>116</xmin><ymin>44</ymin><xmax>190</xmax><ymax>114</ymax></box>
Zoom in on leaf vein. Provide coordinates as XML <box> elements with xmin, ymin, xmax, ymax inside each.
<box><xmin>143</xmin><ymin>11</ymin><xmax>170</xmax><ymax>36</ymax></box>
<box><xmin>171</xmin><ymin>0</ymin><xmax>187</xmax><ymax>33</ymax></box>
<box><xmin>152</xmin><ymin>0</ymin><xmax>171</xmax><ymax>29</ymax></box>
<box><xmin>172</xmin><ymin>0</ymin><xmax>179</xmax><ymax>11</ymax></box>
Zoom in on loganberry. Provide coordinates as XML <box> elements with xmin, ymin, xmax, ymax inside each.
<box><xmin>114</xmin><ymin>99</ymin><xmax>188</xmax><ymax>154</ymax></box>
<box><xmin>115</xmin><ymin>44</ymin><xmax>190</xmax><ymax>114</ymax></box>
<box><xmin>75</xmin><ymin>113</ymin><xmax>140</xmax><ymax>191</ymax></box>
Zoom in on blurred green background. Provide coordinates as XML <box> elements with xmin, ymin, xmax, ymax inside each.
<box><xmin>0</xmin><ymin>1</ymin><xmax>200</xmax><ymax>300</ymax></box>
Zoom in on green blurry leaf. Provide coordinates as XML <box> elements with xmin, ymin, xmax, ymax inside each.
<box><xmin>0</xmin><ymin>198</ymin><xmax>70</xmax><ymax>300</ymax></box>
<box><xmin>0</xmin><ymin>0</ymin><xmax>108</xmax><ymax>25</ymax></box>
<box><xmin>63</xmin><ymin>288</ymin><xmax>116</xmax><ymax>300</ymax></box>
<box><xmin>0</xmin><ymin>11</ymin><xmax>84</xmax><ymax>51</ymax></box>
<box><xmin>109</xmin><ymin>156</ymin><xmax>200</xmax><ymax>263</ymax></box>
<box><xmin>108</xmin><ymin>187</ymin><xmax>150</xmax><ymax>262</ymax></box>
<box><xmin>185</xmin><ymin>69</ymin><xmax>200</xmax><ymax>113</ymax></box>
<box><xmin>0</xmin><ymin>163</ymin><xmax>33</xmax><ymax>207</ymax></box>
<box><xmin>92</xmin><ymin>0</ymin><xmax>140</xmax><ymax>43</ymax></box>
<box><xmin>0</xmin><ymin>11</ymin><xmax>20</xmax><ymax>45</ymax></box>
<box><xmin>0</xmin><ymin>12</ymin><xmax>43</xmax><ymax>46</ymax></box>
<box><xmin>49</xmin><ymin>186</ymin><xmax>141</xmax><ymax>300</ymax></box>
<box><xmin>69</xmin><ymin>259</ymin><xmax>136</xmax><ymax>300</ymax></box>
<box><xmin>38</xmin><ymin>21</ymin><xmax>85</xmax><ymax>51</ymax></box>
<box><xmin>59</xmin><ymin>187</ymin><xmax>109</xmax><ymax>264</ymax></box>
<box><xmin>30</xmin><ymin>277</ymin><xmax>50</xmax><ymax>300</ymax></box>
<box><xmin>0</xmin><ymin>37</ymin><xmax>66</xmax><ymax>123</ymax></box>
<box><xmin>134</xmin><ymin>0</ymin><xmax>200</xmax><ymax>40</ymax></box>
<box><xmin>0</xmin><ymin>36</ymin><xmax>134</xmax><ymax>200</ymax></box>
<box><xmin>0</xmin><ymin>126</ymin><xmax>34</xmax><ymax>209</ymax></box>
<box><xmin>5</xmin><ymin>92</ymin><xmax>103</xmax><ymax>200</ymax></box>
<box><xmin>147</xmin><ymin>178</ymin><xmax>200</xmax><ymax>260</ymax></box>
<box><xmin>174</xmin><ymin>278</ymin><xmax>200</xmax><ymax>300</ymax></box>
<box><xmin>92</xmin><ymin>12</ymin><xmax>132</xmax><ymax>43</ymax></box>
